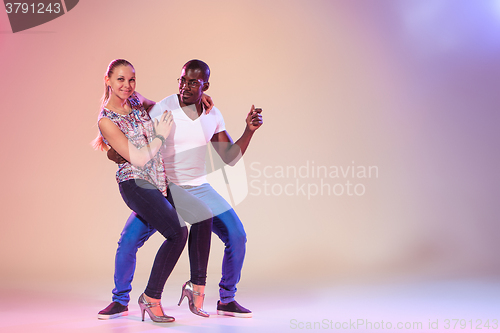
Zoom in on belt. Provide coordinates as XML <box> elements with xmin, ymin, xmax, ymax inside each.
<box><xmin>179</xmin><ymin>185</ymin><xmax>197</xmax><ymax>189</ymax></box>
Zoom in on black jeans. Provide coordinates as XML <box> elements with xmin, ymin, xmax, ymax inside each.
<box><xmin>119</xmin><ymin>179</ymin><xmax>212</xmax><ymax>299</ymax></box>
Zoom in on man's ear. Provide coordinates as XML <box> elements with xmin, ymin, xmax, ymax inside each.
<box><xmin>203</xmin><ymin>82</ymin><xmax>210</xmax><ymax>91</ymax></box>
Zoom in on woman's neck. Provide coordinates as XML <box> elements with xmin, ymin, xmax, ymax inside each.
<box><xmin>106</xmin><ymin>95</ymin><xmax>131</xmax><ymax>115</ymax></box>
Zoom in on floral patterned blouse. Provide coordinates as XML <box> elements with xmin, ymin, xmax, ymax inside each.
<box><xmin>98</xmin><ymin>93</ymin><xmax>168</xmax><ymax>196</ymax></box>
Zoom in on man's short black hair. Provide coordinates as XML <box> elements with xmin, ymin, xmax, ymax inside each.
<box><xmin>183</xmin><ymin>59</ymin><xmax>210</xmax><ymax>81</ymax></box>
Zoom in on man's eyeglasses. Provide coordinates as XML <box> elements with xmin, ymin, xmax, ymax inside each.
<box><xmin>177</xmin><ymin>78</ymin><xmax>203</xmax><ymax>88</ymax></box>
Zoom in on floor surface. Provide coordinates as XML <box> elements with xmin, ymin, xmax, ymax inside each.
<box><xmin>1</xmin><ymin>279</ymin><xmax>499</xmax><ymax>332</ymax></box>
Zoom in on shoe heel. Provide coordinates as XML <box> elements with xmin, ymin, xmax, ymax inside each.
<box><xmin>138</xmin><ymin>299</ymin><xmax>146</xmax><ymax>321</ymax></box>
<box><xmin>178</xmin><ymin>292</ymin><xmax>186</xmax><ymax>306</ymax></box>
<box><xmin>178</xmin><ymin>281</ymin><xmax>209</xmax><ymax>318</ymax></box>
<box><xmin>140</xmin><ymin>307</ymin><xmax>145</xmax><ymax>321</ymax></box>
<box><xmin>138</xmin><ymin>293</ymin><xmax>174</xmax><ymax>323</ymax></box>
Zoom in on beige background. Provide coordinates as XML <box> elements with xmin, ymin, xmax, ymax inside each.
<box><xmin>0</xmin><ymin>0</ymin><xmax>499</xmax><ymax>298</ymax></box>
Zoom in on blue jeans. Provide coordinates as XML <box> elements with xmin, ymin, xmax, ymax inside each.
<box><xmin>112</xmin><ymin>183</ymin><xmax>246</xmax><ymax>305</ymax></box>
<box><xmin>117</xmin><ymin>180</ymin><xmax>212</xmax><ymax>301</ymax></box>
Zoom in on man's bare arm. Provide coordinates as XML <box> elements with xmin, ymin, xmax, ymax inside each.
<box><xmin>211</xmin><ymin>105</ymin><xmax>263</xmax><ymax>166</ymax></box>
<box><xmin>107</xmin><ymin>147</ymin><xmax>128</xmax><ymax>164</ymax></box>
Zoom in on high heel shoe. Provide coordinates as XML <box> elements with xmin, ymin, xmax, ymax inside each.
<box><xmin>177</xmin><ymin>281</ymin><xmax>209</xmax><ymax>317</ymax></box>
<box><xmin>138</xmin><ymin>293</ymin><xmax>175</xmax><ymax>323</ymax></box>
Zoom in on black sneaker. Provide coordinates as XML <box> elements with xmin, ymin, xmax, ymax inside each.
<box><xmin>217</xmin><ymin>300</ymin><xmax>252</xmax><ymax>318</ymax></box>
<box><xmin>97</xmin><ymin>302</ymin><xmax>128</xmax><ymax>320</ymax></box>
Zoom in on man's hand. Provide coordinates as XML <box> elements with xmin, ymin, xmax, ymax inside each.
<box><xmin>107</xmin><ymin>147</ymin><xmax>128</xmax><ymax>164</ymax></box>
<box><xmin>246</xmin><ymin>105</ymin><xmax>263</xmax><ymax>132</ymax></box>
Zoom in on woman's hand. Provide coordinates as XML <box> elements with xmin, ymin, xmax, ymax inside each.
<box><xmin>202</xmin><ymin>93</ymin><xmax>214</xmax><ymax>114</ymax></box>
<box><xmin>99</xmin><ymin>113</ymin><xmax>170</xmax><ymax>168</ymax></box>
<box><xmin>154</xmin><ymin>110</ymin><xmax>174</xmax><ymax>138</ymax></box>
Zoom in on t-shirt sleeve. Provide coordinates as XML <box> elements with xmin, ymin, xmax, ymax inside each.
<box><xmin>149</xmin><ymin>99</ymin><xmax>165</xmax><ymax>121</ymax></box>
<box><xmin>214</xmin><ymin>108</ymin><xmax>226</xmax><ymax>134</ymax></box>
<box><xmin>150</xmin><ymin>94</ymin><xmax>177</xmax><ymax>121</ymax></box>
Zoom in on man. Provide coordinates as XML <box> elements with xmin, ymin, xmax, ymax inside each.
<box><xmin>98</xmin><ymin>59</ymin><xmax>263</xmax><ymax>319</ymax></box>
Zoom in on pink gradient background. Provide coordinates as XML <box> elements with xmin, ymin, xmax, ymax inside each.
<box><xmin>1</xmin><ymin>0</ymin><xmax>499</xmax><ymax>317</ymax></box>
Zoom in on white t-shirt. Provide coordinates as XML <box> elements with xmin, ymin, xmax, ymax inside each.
<box><xmin>149</xmin><ymin>94</ymin><xmax>226</xmax><ymax>186</ymax></box>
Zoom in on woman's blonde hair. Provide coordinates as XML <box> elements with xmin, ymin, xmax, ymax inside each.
<box><xmin>91</xmin><ymin>59</ymin><xmax>134</xmax><ymax>151</ymax></box>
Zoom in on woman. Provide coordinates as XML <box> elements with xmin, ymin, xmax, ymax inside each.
<box><xmin>94</xmin><ymin>59</ymin><xmax>212</xmax><ymax>322</ymax></box>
